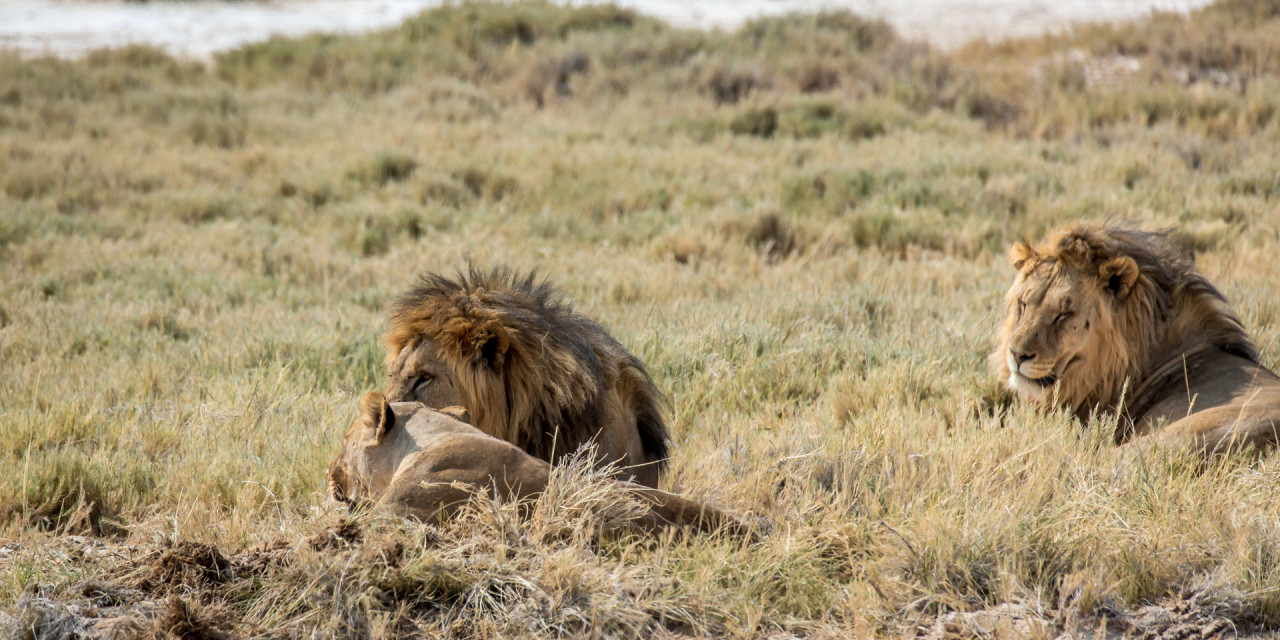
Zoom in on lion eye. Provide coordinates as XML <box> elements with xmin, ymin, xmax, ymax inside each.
<box><xmin>413</xmin><ymin>374</ymin><xmax>434</xmax><ymax>394</ymax></box>
<box><xmin>1055</xmin><ymin>311</ymin><xmax>1073</xmax><ymax>324</ymax></box>
<box><xmin>1017</xmin><ymin>301</ymin><xmax>1026</xmax><ymax>316</ymax></box>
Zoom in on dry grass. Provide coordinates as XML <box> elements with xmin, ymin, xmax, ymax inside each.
<box><xmin>4</xmin><ymin>1</ymin><xmax>1280</xmax><ymax>637</ymax></box>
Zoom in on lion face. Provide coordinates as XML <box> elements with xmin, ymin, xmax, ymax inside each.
<box><xmin>325</xmin><ymin>457</ymin><xmax>358</xmax><ymax>506</ymax></box>
<box><xmin>325</xmin><ymin>391</ymin><xmax>394</xmax><ymax>508</ymax></box>
<box><xmin>996</xmin><ymin>235</ymin><xmax>1140</xmax><ymax>412</ymax></box>
<box><xmin>1003</xmin><ymin>259</ymin><xmax>1098</xmax><ymax>400</ymax></box>
<box><xmin>385</xmin><ymin>338</ymin><xmax>462</xmax><ymax>408</ymax></box>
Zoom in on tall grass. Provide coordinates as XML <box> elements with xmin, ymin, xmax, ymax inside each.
<box><xmin>3</xmin><ymin>1</ymin><xmax>1280</xmax><ymax>636</ymax></box>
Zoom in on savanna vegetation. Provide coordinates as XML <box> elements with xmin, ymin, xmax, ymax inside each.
<box><xmin>4</xmin><ymin>0</ymin><xmax>1280</xmax><ymax>637</ymax></box>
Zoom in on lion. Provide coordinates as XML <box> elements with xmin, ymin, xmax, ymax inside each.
<box><xmin>993</xmin><ymin>221</ymin><xmax>1280</xmax><ymax>455</ymax></box>
<box><xmin>382</xmin><ymin>267</ymin><xmax>669</xmax><ymax>488</ymax></box>
<box><xmin>326</xmin><ymin>391</ymin><xmax>747</xmax><ymax>536</ymax></box>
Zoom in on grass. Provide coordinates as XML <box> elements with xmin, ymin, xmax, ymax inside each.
<box><xmin>4</xmin><ymin>0</ymin><xmax>1280</xmax><ymax>637</ymax></box>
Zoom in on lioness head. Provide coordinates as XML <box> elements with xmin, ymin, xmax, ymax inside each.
<box><xmin>994</xmin><ymin>226</ymin><xmax>1145</xmax><ymax>414</ymax></box>
<box><xmin>326</xmin><ymin>391</ymin><xmax>396</xmax><ymax>508</ymax></box>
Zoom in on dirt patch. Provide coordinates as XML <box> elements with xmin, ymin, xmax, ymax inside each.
<box><xmin>6</xmin><ymin>591</ymin><xmax>241</xmax><ymax>640</ymax></box>
<box><xmin>306</xmin><ymin>517</ymin><xmax>362</xmax><ymax>551</ymax></box>
<box><xmin>154</xmin><ymin>596</ymin><xmax>235</xmax><ymax>640</ymax></box>
<box><xmin>136</xmin><ymin>542</ymin><xmax>234</xmax><ymax>591</ymax></box>
<box><xmin>356</xmin><ymin>536</ymin><xmax>405</xmax><ymax>568</ymax></box>
<box><xmin>4</xmin><ymin>585</ymin><xmax>161</xmax><ymax>640</ymax></box>
<box><xmin>907</xmin><ymin>590</ymin><xmax>1261</xmax><ymax>640</ymax></box>
<box><xmin>7</xmin><ymin>526</ymin><xmax>1275</xmax><ymax>639</ymax></box>
<box><xmin>1</xmin><ymin>524</ymin><xmax>379</xmax><ymax>639</ymax></box>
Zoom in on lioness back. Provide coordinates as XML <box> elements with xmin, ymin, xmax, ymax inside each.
<box><xmin>327</xmin><ymin>392</ymin><xmax>748</xmax><ymax>536</ymax></box>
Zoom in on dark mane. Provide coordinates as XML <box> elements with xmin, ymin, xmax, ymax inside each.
<box><xmin>387</xmin><ymin>266</ymin><xmax>564</xmax><ymax>355</ymax></box>
<box><xmin>385</xmin><ymin>265</ymin><xmax>670</xmax><ymax>473</ymax></box>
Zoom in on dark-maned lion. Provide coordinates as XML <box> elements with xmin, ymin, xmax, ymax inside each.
<box><xmin>383</xmin><ymin>267</ymin><xmax>669</xmax><ymax>487</ymax></box>
<box><xmin>326</xmin><ymin>392</ymin><xmax>745</xmax><ymax>536</ymax></box>
<box><xmin>993</xmin><ymin>221</ymin><xmax>1280</xmax><ymax>455</ymax></box>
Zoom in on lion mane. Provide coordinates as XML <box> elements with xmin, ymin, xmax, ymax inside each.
<box><xmin>384</xmin><ymin>266</ymin><xmax>670</xmax><ymax>480</ymax></box>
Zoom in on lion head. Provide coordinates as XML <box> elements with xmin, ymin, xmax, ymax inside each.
<box><xmin>992</xmin><ymin>222</ymin><xmax>1256</xmax><ymax>419</ymax></box>
<box><xmin>327</xmin><ymin>391</ymin><xmax>477</xmax><ymax>514</ymax></box>
<box><xmin>326</xmin><ymin>391</ymin><xmax>394</xmax><ymax>509</ymax></box>
<box><xmin>382</xmin><ymin>266</ymin><xmax>670</xmax><ymax>486</ymax></box>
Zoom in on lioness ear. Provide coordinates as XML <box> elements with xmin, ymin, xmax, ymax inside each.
<box><xmin>1009</xmin><ymin>242</ymin><xmax>1036</xmax><ymax>271</ymax></box>
<box><xmin>1099</xmin><ymin>256</ymin><xmax>1139</xmax><ymax>300</ymax></box>
<box><xmin>360</xmin><ymin>391</ymin><xmax>395</xmax><ymax>446</ymax></box>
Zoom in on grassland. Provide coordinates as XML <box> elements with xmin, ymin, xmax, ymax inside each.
<box><xmin>4</xmin><ymin>0</ymin><xmax>1280</xmax><ymax>637</ymax></box>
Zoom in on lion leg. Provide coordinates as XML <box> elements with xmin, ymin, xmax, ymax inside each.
<box><xmin>474</xmin><ymin>429</ymin><xmax>735</xmax><ymax>535</ymax></box>
<box><xmin>378</xmin><ymin>479</ymin><xmax>480</xmax><ymax>523</ymax></box>
<box><xmin>622</xmin><ymin>484</ymin><xmax>753</xmax><ymax>538</ymax></box>
<box><xmin>626</xmin><ymin>464</ymin><xmax>661</xmax><ymax>491</ymax></box>
<box><xmin>1153</xmin><ymin>404</ymin><xmax>1280</xmax><ymax>457</ymax></box>
<box><xmin>475</xmin><ymin>450</ymin><xmax>750</xmax><ymax>536</ymax></box>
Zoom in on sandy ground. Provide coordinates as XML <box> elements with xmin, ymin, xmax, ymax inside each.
<box><xmin>0</xmin><ymin>0</ymin><xmax>1214</xmax><ymax>60</ymax></box>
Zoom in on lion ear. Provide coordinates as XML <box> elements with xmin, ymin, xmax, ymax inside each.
<box><xmin>360</xmin><ymin>391</ymin><xmax>395</xmax><ymax>446</ymax></box>
<box><xmin>1009</xmin><ymin>242</ymin><xmax>1037</xmax><ymax>271</ymax></box>
<box><xmin>474</xmin><ymin>329</ymin><xmax>510</xmax><ymax>371</ymax></box>
<box><xmin>1099</xmin><ymin>256</ymin><xmax>1139</xmax><ymax>300</ymax></box>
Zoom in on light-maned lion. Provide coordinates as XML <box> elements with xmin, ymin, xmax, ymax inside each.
<box><xmin>993</xmin><ymin>221</ymin><xmax>1280</xmax><ymax>455</ymax></box>
<box><xmin>326</xmin><ymin>391</ymin><xmax>746</xmax><ymax>536</ymax></box>
<box><xmin>382</xmin><ymin>267</ymin><xmax>669</xmax><ymax>487</ymax></box>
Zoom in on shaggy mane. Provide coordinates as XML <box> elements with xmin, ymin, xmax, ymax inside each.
<box><xmin>385</xmin><ymin>266</ymin><xmax>670</xmax><ymax>471</ymax></box>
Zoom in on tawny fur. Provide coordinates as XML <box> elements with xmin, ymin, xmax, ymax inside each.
<box><xmin>326</xmin><ymin>392</ymin><xmax>747</xmax><ymax>537</ymax></box>
<box><xmin>993</xmin><ymin>221</ymin><xmax>1280</xmax><ymax>455</ymax></box>
<box><xmin>384</xmin><ymin>266</ymin><xmax>669</xmax><ymax>486</ymax></box>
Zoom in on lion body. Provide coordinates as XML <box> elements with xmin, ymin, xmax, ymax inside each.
<box><xmin>326</xmin><ymin>392</ymin><xmax>742</xmax><ymax>535</ymax></box>
<box><xmin>993</xmin><ymin>222</ymin><xmax>1280</xmax><ymax>455</ymax></box>
<box><xmin>383</xmin><ymin>267</ymin><xmax>669</xmax><ymax>487</ymax></box>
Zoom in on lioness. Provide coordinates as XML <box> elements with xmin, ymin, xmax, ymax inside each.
<box><xmin>993</xmin><ymin>222</ymin><xmax>1280</xmax><ymax>455</ymax></box>
<box><xmin>383</xmin><ymin>267</ymin><xmax>669</xmax><ymax>488</ymax></box>
<box><xmin>327</xmin><ymin>391</ymin><xmax>748</xmax><ymax>535</ymax></box>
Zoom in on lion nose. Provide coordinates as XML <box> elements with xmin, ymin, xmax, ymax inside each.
<box><xmin>1011</xmin><ymin>349</ymin><xmax>1035</xmax><ymax>365</ymax></box>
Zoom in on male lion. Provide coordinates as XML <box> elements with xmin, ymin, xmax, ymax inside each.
<box><xmin>326</xmin><ymin>391</ymin><xmax>745</xmax><ymax>536</ymax></box>
<box><xmin>993</xmin><ymin>222</ymin><xmax>1280</xmax><ymax>455</ymax></box>
<box><xmin>382</xmin><ymin>267</ymin><xmax>669</xmax><ymax>487</ymax></box>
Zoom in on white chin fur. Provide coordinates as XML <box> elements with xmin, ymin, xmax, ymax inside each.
<box><xmin>1006</xmin><ymin>352</ymin><xmax>1052</xmax><ymax>400</ymax></box>
<box><xmin>1008</xmin><ymin>372</ymin><xmax>1047</xmax><ymax>400</ymax></box>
